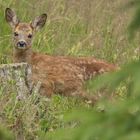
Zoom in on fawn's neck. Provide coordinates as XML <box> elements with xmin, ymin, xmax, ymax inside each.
<box><xmin>13</xmin><ymin>47</ymin><xmax>33</xmax><ymax>64</ymax></box>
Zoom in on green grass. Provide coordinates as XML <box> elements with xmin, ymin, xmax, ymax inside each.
<box><xmin>0</xmin><ymin>0</ymin><xmax>140</xmax><ymax>139</ymax></box>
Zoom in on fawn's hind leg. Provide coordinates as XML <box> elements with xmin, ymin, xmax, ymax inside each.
<box><xmin>69</xmin><ymin>90</ymin><xmax>98</xmax><ymax>105</ymax></box>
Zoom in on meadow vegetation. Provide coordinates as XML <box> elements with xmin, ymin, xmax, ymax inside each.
<box><xmin>0</xmin><ymin>0</ymin><xmax>140</xmax><ymax>139</ymax></box>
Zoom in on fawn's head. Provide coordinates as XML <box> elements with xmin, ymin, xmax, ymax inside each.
<box><xmin>5</xmin><ymin>8</ymin><xmax>47</xmax><ymax>50</ymax></box>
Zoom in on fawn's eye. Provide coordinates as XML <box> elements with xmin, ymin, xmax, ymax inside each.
<box><xmin>28</xmin><ymin>34</ymin><xmax>32</xmax><ymax>38</ymax></box>
<box><xmin>14</xmin><ymin>32</ymin><xmax>18</xmax><ymax>36</ymax></box>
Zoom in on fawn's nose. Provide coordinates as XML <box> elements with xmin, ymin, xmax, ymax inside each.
<box><xmin>17</xmin><ymin>41</ymin><xmax>27</xmax><ymax>48</ymax></box>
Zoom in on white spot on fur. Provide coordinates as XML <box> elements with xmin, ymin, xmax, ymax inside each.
<box><xmin>99</xmin><ymin>68</ymin><xmax>105</xmax><ymax>74</ymax></box>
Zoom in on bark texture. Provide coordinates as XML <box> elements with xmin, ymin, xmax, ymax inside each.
<box><xmin>0</xmin><ymin>63</ymin><xmax>40</xmax><ymax>99</ymax></box>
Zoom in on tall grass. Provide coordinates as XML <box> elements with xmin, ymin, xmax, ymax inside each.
<box><xmin>0</xmin><ymin>0</ymin><xmax>139</xmax><ymax>63</ymax></box>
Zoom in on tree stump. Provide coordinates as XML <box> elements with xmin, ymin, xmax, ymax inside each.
<box><xmin>0</xmin><ymin>63</ymin><xmax>41</xmax><ymax>99</ymax></box>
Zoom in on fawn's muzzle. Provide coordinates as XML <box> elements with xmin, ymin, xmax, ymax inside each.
<box><xmin>17</xmin><ymin>41</ymin><xmax>27</xmax><ymax>49</ymax></box>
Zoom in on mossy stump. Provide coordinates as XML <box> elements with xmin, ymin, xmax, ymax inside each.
<box><xmin>0</xmin><ymin>63</ymin><xmax>41</xmax><ymax>99</ymax></box>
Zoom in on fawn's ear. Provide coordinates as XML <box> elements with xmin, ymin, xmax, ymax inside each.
<box><xmin>31</xmin><ymin>13</ymin><xmax>47</xmax><ymax>31</ymax></box>
<box><xmin>5</xmin><ymin>8</ymin><xmax>19</xmax><ymax>28</ymax></box>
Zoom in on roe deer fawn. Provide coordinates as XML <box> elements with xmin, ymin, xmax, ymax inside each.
<box><xmin>5</xmin><ymin>8</ymin><xmax>118</xmax><ymax>104</ymax></box>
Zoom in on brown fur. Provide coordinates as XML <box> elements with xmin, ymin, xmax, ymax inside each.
<box><xmin>5</xmin><ymin>8</ymin><xmax>118</xmax><ymax>104</ymax></box>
